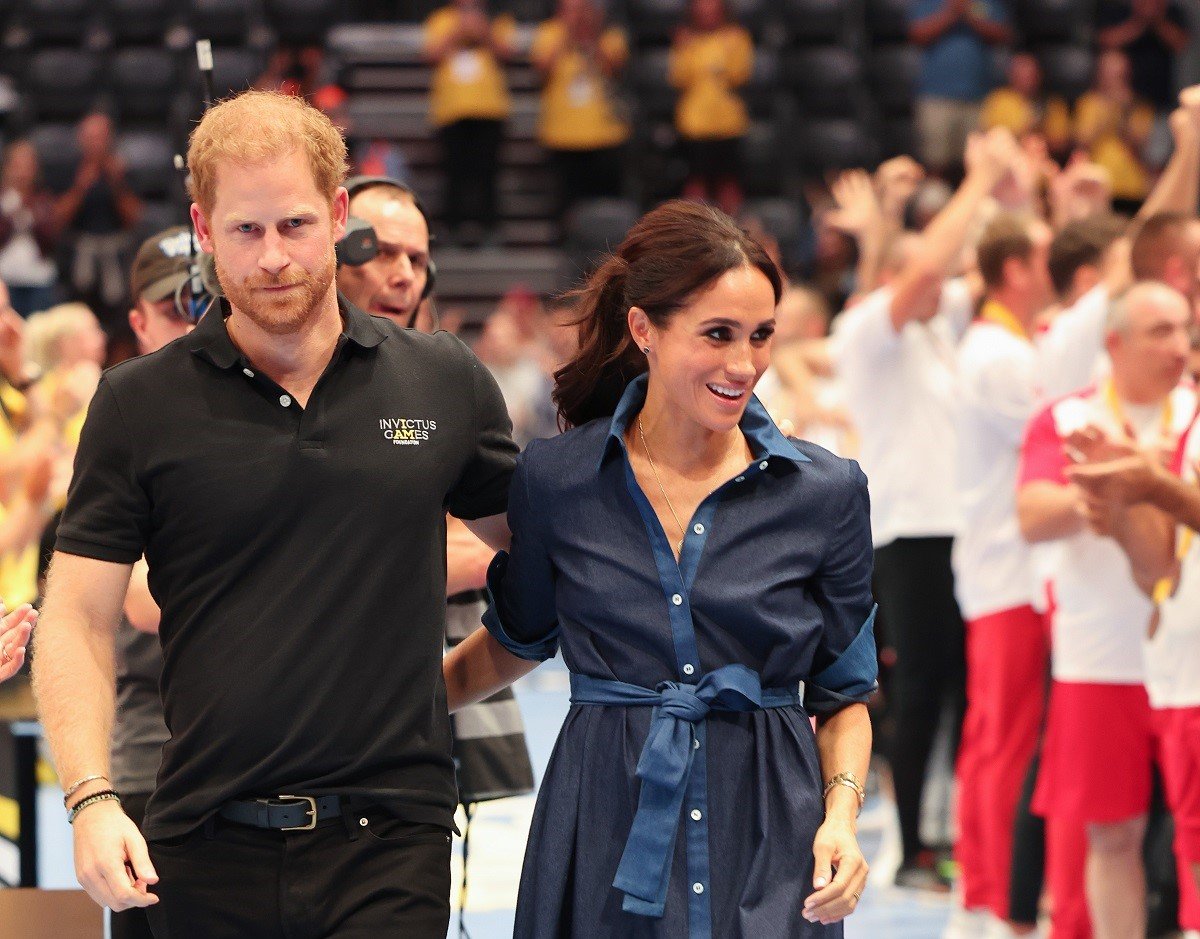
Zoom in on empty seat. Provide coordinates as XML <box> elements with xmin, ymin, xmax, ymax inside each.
<box><xmin>625</xmin><ymin>0</ymin><xmax>686</xmax><ymax>45</ymax></box>
<box><xmin>496</xmin><ymin>0</ymin><xmax>555</xmax><ymax>20</ymax></box>
<box><xmin>742</xmin><ymin>196</ymin><xmax>808</xmax><ymax>269</ymax></box>
<box><xmin>189</xmin><ymin>0</ymin><xmax>255</xmax><ymax>45</ymax></box>
<box><xmin>781</xmin><ymin>0</ymin><xmax>858</xmax><ymax>45</ymax></box>
<box><xmin>26</xmin><ymin>49</ymin><xmax>105</xmax><ymax>121</ymax></box>
<box><xmin>743</xmin><ymin>47</ymin><xmax>781</xmax><ymax>118</ymax></box>
<box><xmin>1039</xmin><ymin>43</ymin><xmax>1093</xmax><ymax>101</ymax></box>
<box><xmin>796</xmin><ymin>117</ymin><xmax>877</xmax><ymax>176</ymax></box>
<box><xmin>868</xmin><ymin>43</ymin><xmax>919</xmax><ymax>114</ymax></box>
<box><xmin>113</xmin><ymin>48</ymin><xmax>180</xmax><ymax>122</ymax></box>
<box><xmin>866</xmin><ymin>0</ymin><xmax>910</xmax><ymax>41</ymax></box>
<box><xmin>1018</xmin><ymin>0</ymin><xmax>1089</xmax><ymax>41</ymax></box>
<box><xmin>10</xmin><ymin>0</ymin><xmax>95</xmax><ymax>46</ymax></box>
<box><xmin>741</xmin><ymin>119</ymin><xmax>787</xmax><ymax>196</ymax></box>
<box><xmin>265</xmin><ymin>0</ymin><xmax>341</xmax><ymax>46</ymax></box>
<box><xmin>564</xmin><ymin>197</ymin><xmax>639</xmax><ymax>272</ymax></box>
<box><xmin>879</xmin><ymin>113</ymin><xmax>916</xmax><ymax>159</ymax></box>
<box><xmin>784</xmin><ymin>46</ymin><xmax>865</xmax><ymax>117</ymax></box>
<box><xmin>110</xmin><ymin>0</ymin><xmax>177</xmax><ymax>45</ymax></box>
<box><xmin>201</xmin><ymin>47</ymin><xmax>267</xmax><ymax>99</ymax></box>
<box><xmin>631</xmin><ymin>48</ymin><xmax>677</xmax><ymax>123</ymax></box>
<box><xmin>118</xmin><ymin>130</ymin><xmax>178</xmax><ymax>200</ymax></box>
<box><xmin>29</xmin><ymin>123</ymin><xmax>80</xmax><ymax>193</ymax></box>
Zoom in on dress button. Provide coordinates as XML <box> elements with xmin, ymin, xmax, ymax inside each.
<box><xmin>279</xmin><ymin>394</ymin><xmax>292</xmax><ymax>407</ymax></box>
<box><xmin>682</xmin><ymin>663</ymin><xmax>695</xmax><ymax>676</ymax></box>
<box><xmin>690</xmin><ymin>809</ymin><xmax>702</xmax><ymax>821</ymax></box>
<box><xmin>735</xmin><ymin>475</ymin><xmax>745</xmax><ymax>482</ymax></box>
<box><xmin>671</xmin><ymin>594</ymin><xmax>683</xmax><ymax>606</ymax></box>
<box><xmin>242</xmin><ymin>367</ymin><xmax>254</xmax><ymax>378</ymax></box>
<box><xmin>693</xmin><ymin>523</ymin><xmax>704</xmax><ymax>535</ymax></box>
<box><xmin>359</xmin><ymin>817</ymin><xmax>368</xmax><ymax>827</ymax></box>
<box><xmin>693</xmin><ymin>883</ymin><xmax>704</xmax><ymax>895</ymax></box>
<box><xmin>759</xmin><ymin>460</ymin><xmax>769</xmax><ymax>470</ymax></box>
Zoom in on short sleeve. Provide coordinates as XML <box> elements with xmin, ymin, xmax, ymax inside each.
<box><xmin>423</xmin><ymin>9</ymin><xmax>454</xmax><ymax>52</ymax></box>
<box><xmin>804</xmin><ymin>459</ymin><xmax>879</xmax><ymax>715</ymax></box>
<box><xmin>55</xmin><ymin>377</ymin><xmax>150</xmax><ymax>564</ymax></box>
<box><xmin>829</xmin><ymin>288</ymin><xmax>903</xmax><ymax>374</ymax></box>
<box><xmin>481</xmin><ymin>443</ymin><xmax>559</xmax><ymax>661</ymax></box>
<box><xmin>1018</xmin><ymin>402</ymin><xmax>1069</xmax><ymax>487</ymax></box>
<box><xmin>726</xmin><ymin>27</ymin><xmax>753</xmax><ymax>86</ymax></box>
<box><xmin>445</xmin><ymin>337</ymin><xmax>519</xmax><ymax>520</ymax></box>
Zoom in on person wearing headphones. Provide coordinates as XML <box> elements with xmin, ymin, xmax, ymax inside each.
<box><xmin>335</xmin><ymin>175</ymin><xmax>535</xmax><ymax>817</ymax></box>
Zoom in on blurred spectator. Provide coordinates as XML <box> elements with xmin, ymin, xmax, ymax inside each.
<box><xmin>1047</xmin><ymin>153</ymin><xmax>1116</xmax><ymax>229</ymax></box>
<box><xmin>531</xmin><ymin>0</ymin><xmax>630</xmax><ymax>217</ymax></box>
<box><xmin>423</xmin><ymin>0</ymin><xmax>516</xmax><ymax>246</ymax></box>
<box><xmin>1074</xmin><ymin>50</ymin><xmax>1156</xmax><ymax>205</ymax></box>
<box><xmin>53</xmin><ymin>113</ymin><xmax>143</xmax><ymax>316</ymax></box>
<box><xmin>473</xmin><ymin>307</ymin><xmax>554</xmax><ymax>446</ymax></box>
<box><xmin>669</xmin><ymin>0</ymin><xmax>753</xmax><ymax>217</ymax></box>
<box><xmin>313</xmin><ymin>84</ymin><xmax>414</xmax><ymax>186</ymax></box>
<box><xmin>981</xmin><ymin>51</ymin><xmax>1072</xmax><ymax>158</ymax></box>
<box><xmin>1098</xmin><ymin>0</ymin><xmax>1189</xmax><ymax>112</ymax></box>
<box><xmin>23</xmin><ymin>302</ymin><xmax>105</xmax><ymax>447</ymax></box>
<box><xmin>0</xmin><ymin>140</ymin><xmax>59</xmax><ymax>318</ymax></box>
<box><xmin>256</xmin><ymin>46</ymin><xmax>324</xmax><ymax>99</ymax></box>
<box><xmin>908</xmin><ymin>0</ymin><xmax>1013</xmax><ymax>178</ymax></box>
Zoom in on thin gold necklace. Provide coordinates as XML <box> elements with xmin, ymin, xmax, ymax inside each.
<box><xmin>637</xmin><ymin>416</ymin><xmax>687</xmax><ymax>556</ymax></box>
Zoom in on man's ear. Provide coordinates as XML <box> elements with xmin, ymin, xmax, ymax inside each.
<box><xmin>190</xmin><ymin>204</ymin><xmax>214</xmax><ymax>254</ymax></box>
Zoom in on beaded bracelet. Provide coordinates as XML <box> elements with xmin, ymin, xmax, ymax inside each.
<box><xmin>63</xmin><ymin>774</ymin><xmax>109</xmax><ymax>805</ymax></box>
<box><xmin>67</xmin><ymin>790</ymin><xmax>121</xmax><ymax>825</ymax></box>
<box><xmin>822</xmin><ymin>772</ymin><xmax>866</xmax><ymax>811</ymax></box>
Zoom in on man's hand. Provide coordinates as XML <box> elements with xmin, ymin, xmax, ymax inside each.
<box><xmin>827</xmin><ymin>170</ymin><xmax>882</xmax><ymax>239</ymax></box>
<box><xmin>73</xmin><ymin>799</ymin><xmax>159</xmax><ymax>912</ymax></box>
<box><xmin>1066</xmin><ymin>453</ymin><xmax>1169</xmax><ymax>507</ymax></box>
<box><xmin>965</xmin><ymin>127</ymin><xmax>1021</xmax><ymax>190</ymax></box>
<box><xmin>1063</xmin><ymin>424</ymin><xmax>1140</xmax><ymax>466</ymax></box>
<box><xmin>0</xmin><ymin>603</ymin><xmax>37</xmax><ymax>683</ymax></box>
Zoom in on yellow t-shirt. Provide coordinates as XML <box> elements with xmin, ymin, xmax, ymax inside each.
<box><xmin>669</xmin><ymin>25</ymin><xmax>753</xmax><ymax>142</ymax></box>
<box><xmin>0</xmin><ymin>386</ymin><xmax>36</xmax><ymax>606</ymax></box>
<box><xmin>980</xmin><ymin>88</ymin><xmax>1071</xmax><ymax>150</ymax></box>
<box><xmin>1073</xmin><ymin>92</ymin><xmax>1155</xmax><ymax>200</ymax></box>
<box><xmin>424</xmin><ymin>7</ymin><xmax>516</xmax><ymax>127</ymax></box>
<box><xmin>532</xmin><ymin>20</ymin><xmax>630</xmax><ymax>151</ymax></box>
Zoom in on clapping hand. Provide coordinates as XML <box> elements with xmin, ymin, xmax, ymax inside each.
<box><xmin>0</xmin><ymin>602</ymin><xmax>37</xmax><ymax>683</ymax></box>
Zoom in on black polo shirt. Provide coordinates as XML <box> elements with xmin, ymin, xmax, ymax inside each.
<box><xmin>56</xmin><ymin>297</ymin><xmax>517</xmax><ymax>840</ymax></box>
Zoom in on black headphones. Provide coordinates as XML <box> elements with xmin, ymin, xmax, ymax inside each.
<box><xmin>337</xmin><ymin>175</ymin><xmax>437</xmax><ymax>302</ymax></box>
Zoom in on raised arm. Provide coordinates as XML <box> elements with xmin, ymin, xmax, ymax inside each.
<box><xmin>32</xmin><ymin>552</ymin><xmax>159</xmax><ymax>912</ymax></box>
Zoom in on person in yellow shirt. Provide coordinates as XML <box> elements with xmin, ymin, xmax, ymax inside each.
<box><xmin>669</xmin><ymin>0</ymin><xmax>753</xmax><ymax>216</ymax></box>
<box><xmin>532</xmin><ymin>0</ymin><xmax>630</xmax><ymax>217</ymax></box>
<box><xmin>424</xmin><ymin>0</ymin><xmax>516</xmax><ymax>245</ymax></box>
<box><xmin>1074</xmin><ymin>49</ymin><xmax>1156</xmax><ymax>205</ymax></box>
<box><xmin>981</xmin><ymin>51</ymin><xmax>1072</xmax><ymax>157</ymax></box>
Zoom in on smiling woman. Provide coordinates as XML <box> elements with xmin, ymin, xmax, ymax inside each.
<box><xmin>442</xmin><ymin>199</ymin><xmax>879</xmax><ymax>937</ymax></box>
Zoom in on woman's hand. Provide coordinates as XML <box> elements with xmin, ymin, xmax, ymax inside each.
<box><xmin>802</xmin><ymin>815</ymin><xmax>868</xmax><ymax>925</ymax></box>
<box><xmin>0</xmin><ymin>603</ymin><xmax>38</xmax><ymax>683</ymax></box>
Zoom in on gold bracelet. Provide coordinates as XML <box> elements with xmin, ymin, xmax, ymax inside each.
<box><xmin>62</xmin><ymin>774</ymin><xmax>109</xmax><ymax>805</ymax></box>
<box><xmin>823</xmin><ymin>772</ymin><xmax>866</xmax><ymax>811</ymax></box>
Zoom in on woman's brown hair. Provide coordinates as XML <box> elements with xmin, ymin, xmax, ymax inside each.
<box><xmin>553</xmin><ymin>200</ymin><xmax>783</xmax><ymax>429</ymax></box>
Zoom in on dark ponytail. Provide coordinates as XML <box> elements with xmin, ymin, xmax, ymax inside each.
<box><xmin>553</xmin><ymin>199</ymin><xmax>782</xmax><ymax>429</ymax></box>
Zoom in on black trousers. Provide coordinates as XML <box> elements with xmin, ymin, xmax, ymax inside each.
<box><xmin>873</xmin><ymin>536</ymin><xmax>966</xmax><ymax>864</ymax></box>
<box><xmin>110</xmin><ymin>791</ymin><xmax>155</xmax><ymax>939</ymax></box>
<box><xmin>439</xmin><ymin>118</ymin><xmax>504</xmax><ymax>233</ymax></box>
<box><xmin>146</xmin><ymin>806</ymin><xmax>451</xmax><ymax>939</ymax></box>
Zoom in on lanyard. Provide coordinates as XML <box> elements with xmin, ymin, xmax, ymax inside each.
<box><xmin>979</xmin><ymin>300</ymin><xmax>1030</xmax><ymax>340</ymax></box>
<box><xmin>1101</xmin><ymin>379</ymin><xmax>1174</xmax><ymax>443</ymax></box>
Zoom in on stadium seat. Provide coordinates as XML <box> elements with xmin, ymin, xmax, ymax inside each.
<box><xmin>9</xmin><ymin>0</ymin><xmax>95</xmax><ymax>47</ymax></box>
<box><xmin>564</xmin><ymin>197</ymin><xmax>639</xmax><ymax>272</ymax></box>
<box><xmin>26</xmin><ymin>49</ymin><xmax>105</xmax><ymax>121</ymax></box>
<box><xmin>742</xmin><ymin>196</ymin><xmax>808</xmax><ymax>270</ymax></box>
<box><xmin>865</xmin><ymin>0</ymin><xmax>910</xmax><ymax>41</ymax></box>
<box><xmin>879</xmin><ymin>113</ymin><xmax>916</xmax><ymax>159</ymax></box>
<box><xmin>29</xmin><ymin>123</ymin><xmax>80</xmax><ymax>194</ymax></box>
<box><xmin>624</xmin><ymin>0</ymin><xmax>686</xmax><ymax>45</ymax></box>
<box><xmin>725</xmin><ymin>0</ymin><xmax>774</xmax><ymax>39</ymax></box>
<box><xmin>741</xmin><ymin>119</ymin><xmax>788</xmax><ymax>197</ymax></box>
<box><xmin>630</xmin><ymin>47</ymin><xmax>677</xmax><ymax>123</ymax></box>
<box><xmin>783</xmin><ymin>46</ymin><xmax>865</xmax><ymax>118</ymax></box>
<box><xmin>1018</xmin><ymin>0</ymin><xmax>1089</xmax><ymax>42</ymax></box>
<box><xmin>743</xmin><ymin>48</ymin><xmax>781</xmax><ymax>119</ymax></box>
<box><xmin>796</xmin><ymin>117</ymin><xmax>877</xmax><ymax>176</ymax></box>
<box><xmin>189</xmin><ymin>0</ymin><xmax>255</xmax><ymax>46</ymax></box>
<box><xmin>117</xmin><ymin>130</ymin><xmax>178</xmax><ymax>200</ymax></box>
<box><xmin>781</xmin><ymin>0</ymin><xmax>860</xmax><ymax>45</ymax></box>
<box><xmin>113</xmin><ymin>48</ymin><xmax>180</xmax><ymax>123</ymax></box>
<box><xmin>1039</xmin><ymin>43</ymin><xmax>1093</xmax><ymax>101</ymax></box>
<box><xmin>496</xmin><ymin>0</ymin><xmax>555</xmax><ymax>21</ymax></box>
<box><xmin>264</xmin><ymin>0</ymin><xmax>340</xmax><ymax>46</ymax></box>
<box><xmin>868</xmin><ymin>43</ymin><xmax>919</xmax><ymax>115</ymax></box>
<box><xmin>202</xmin><ymin>47</ymin><xmax>268</xmax><ymax>99</ymax></box>
<box><xmin>110</xmin><ymin>0</ymin><xmax>177</xmax><ymax>46</ymax></box>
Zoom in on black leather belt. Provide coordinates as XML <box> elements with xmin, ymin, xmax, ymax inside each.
<box><xmin>219</xmin><ymin>795</ymin><xmax>342</xmax><ymax>831</ymax></box>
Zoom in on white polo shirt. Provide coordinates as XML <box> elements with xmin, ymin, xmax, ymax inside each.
<box><xmin>1145</xmin><ymin>418</ymin><xmax>1200</xmax><ymax>709</ymax></box>
<box><xmin>1035</xmin><ymin>284</ymin><xmax>1110</xmax><ymax>402</ymax></box>
<box><xmin>952</xmin><ymin>308</ymin><xmax>1038</xmax><ymax>620</ymax></box>
<box><xmin>1018</xmin><ymin>382</ymin><xmax>1197</xmax><ymax>684</ymax></box>
<box><xmin>831</xmin><ymin>279</ymin><xmax>973</xmax><ymax>547</ymax></box>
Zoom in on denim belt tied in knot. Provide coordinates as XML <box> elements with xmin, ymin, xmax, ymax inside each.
<box><xmin>569</xmin><ymin>664</ymin><xmax>801</xmax><ymax>918</ymax></box>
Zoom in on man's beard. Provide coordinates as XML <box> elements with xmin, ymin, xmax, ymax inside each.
<box><xmin>216</xmin><ymin>250</ymin><xmax>337</xmax><ymax>336</ymax></box>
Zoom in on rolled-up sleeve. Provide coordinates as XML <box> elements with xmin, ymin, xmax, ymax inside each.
<box><xmin>482</xmin><ymin>443</ymin><xmax>560</xmax><ymax>661</ymax></box>
<box><xmin>804</xmin><ymin>458</ymin><xmax>879</xmax><ymax>714</ymax></box>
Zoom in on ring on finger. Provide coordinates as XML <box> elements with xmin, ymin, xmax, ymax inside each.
<box><xmin>851</xmin><ymin>891</ymin><xmax>861</xmax><ymax>903</ymax></box>
<box><xmin>1</xmin><ymin>646</ymin><xmax>10</xmax><ymax>664</ymax></box>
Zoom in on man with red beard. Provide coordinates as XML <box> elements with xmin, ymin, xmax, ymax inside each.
<box><xmin>32</xmin><ymin>90</ymin><xmax>516</xmax><ymax>937</ymax></box>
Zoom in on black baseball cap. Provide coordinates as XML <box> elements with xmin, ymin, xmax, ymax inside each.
<box><xmin>130</xmin><ymin>226</ymin><xmax>196</xmax><ymax>303</ymax></box>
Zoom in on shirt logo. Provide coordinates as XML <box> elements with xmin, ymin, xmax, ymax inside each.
<box><xmin>379</xmin><ymin>417</ymin><xmax>437</xmax><ymax>446</ymax></box>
